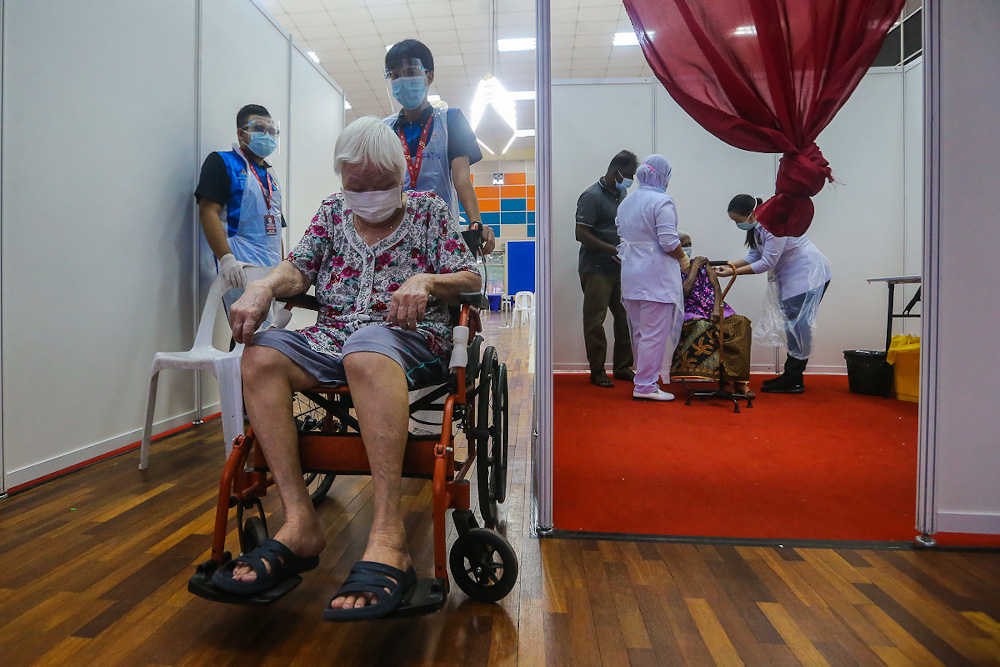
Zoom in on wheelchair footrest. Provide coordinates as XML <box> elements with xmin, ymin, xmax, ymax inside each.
<box><xmin>386</xmin><ymin>577</ymin><xmax>448</xmax><ymax>618</ymax></box>
<box><xmin>188</xmin><ymin>558</ymin><xmax>303</xmax><ymax>606</ymax></box>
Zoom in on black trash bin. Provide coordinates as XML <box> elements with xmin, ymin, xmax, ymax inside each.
<box><xmin>843</xmin><ymin>350</ymin><xmax>893</xmax><ymax>397</ymax></box>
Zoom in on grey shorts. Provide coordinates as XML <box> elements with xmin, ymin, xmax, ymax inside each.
<box><xmin>252</xmin><ymin>325</ymin><xmax>448</xmax><ymax>388</ymax></box>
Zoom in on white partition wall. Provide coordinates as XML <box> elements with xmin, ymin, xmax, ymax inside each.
<box><xmin>919</xmin><ymin>0</ymin><xmax>1000</xmax><ymax>536</ymax></box>
<box><xmin>651</xmin><ymin>86</ymin><xmax>778</xmax><ymax>371</ymax></box>
<box><xmin>1</xmin><ymin>0</ymin><xmax>198</xmax><ymax>489</ymax></box>
<box><xmin>287</xmin><ymin>45</ymin><xmax>344</xmax><ymax>245</ymax></box>
<box><xmin>0</xmin><ymin>0</ymin><xmax>343</xmax><ymax>491</ymax></box>
<box><xmin>551</xmin><ymin>71</ymin><xmax>921</xmax><ymax>374</ymax></box>
<box><xmin>551</xmin><ymin>80</ymin><xmax>653</xmax><ymax>372</ymax></box>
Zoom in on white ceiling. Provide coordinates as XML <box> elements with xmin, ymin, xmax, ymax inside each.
<box><xmin>258</xmin><ymin>0</ymin><xmax>653</xmax><ymax>150</ymax></box>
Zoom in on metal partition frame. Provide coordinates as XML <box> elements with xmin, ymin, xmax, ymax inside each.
<box><xmin>532</xmin><ymin>0</ymin><xmax>553</xmax><ymax>534</ymax></box>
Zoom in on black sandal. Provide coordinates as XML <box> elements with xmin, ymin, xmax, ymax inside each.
<box><xmin>322</xmin><ymin>560</ymin><xmax>417</xmax><ymax>622</ymax></box>
<box><xmin>210</xmin><ymin>538</ymin><xmax>319</xmax><ymax>595</ymax></box>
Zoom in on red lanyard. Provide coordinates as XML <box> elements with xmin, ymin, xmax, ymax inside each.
<box><xmin>244</xmin><ymin>151</ymin><xmax>273</xmax><ymax>211</ymax></box>
<box><xmin>397</xmin><ymin>115</ymin><xmax>434</xmax><ymax>188</ymax></box>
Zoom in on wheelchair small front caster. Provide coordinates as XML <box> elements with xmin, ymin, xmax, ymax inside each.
<box><xmin>449</xmin><ymin>527</ymin><xmax>518</xmax><ymax>602</ymax></box>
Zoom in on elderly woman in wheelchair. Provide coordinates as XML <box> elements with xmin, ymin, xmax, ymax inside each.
<box><xmin>211</xmin><ymin>116</ymin><xmax>485</xmax><ymax>620</ymax></box>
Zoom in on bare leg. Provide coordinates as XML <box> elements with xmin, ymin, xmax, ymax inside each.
<box><xmin>329</xmin><ymin>351</ymin><xmax>412</xmax><ymax>610</ymax></box>
<box><xmin>231</xmin><ymin>345</ymin><xmax>326</xmax><ymax>582</ymax></box>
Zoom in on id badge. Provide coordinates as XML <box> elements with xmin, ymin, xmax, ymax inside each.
<box><xmin>264</xmin><ymin>215</ymin><xmax>278</xmax><ymax>235</ymax></box>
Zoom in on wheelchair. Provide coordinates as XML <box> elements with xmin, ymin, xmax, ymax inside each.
<box><xmin>188</xmin><ymin>233</ymin><xmax>516</xmax><ymax>616</ymax></box>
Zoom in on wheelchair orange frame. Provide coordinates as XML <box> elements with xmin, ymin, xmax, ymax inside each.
<box><xmin>188</xmin><ymin>298</ymin><xmax>516</xmax><ymax>614</ymax></box>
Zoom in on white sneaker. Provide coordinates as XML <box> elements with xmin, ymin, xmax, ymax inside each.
<box><xmin>632</xmin><ymin>388</ymin><xmax>674</xmax><ymax>402</ymax></box>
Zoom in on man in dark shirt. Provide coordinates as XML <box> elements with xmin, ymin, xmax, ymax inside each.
<box><xmin>383</xmin><ymin>39</ymin><xmax>495</xmax><ymax>253</ymax></box>
<box><xmin>576</xmin><ymin>150</ymin><xmax>639</xmax><ymax>387</ymax></box>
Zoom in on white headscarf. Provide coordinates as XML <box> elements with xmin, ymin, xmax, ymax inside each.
<box><xmin>636</xmin><ymin>154</ymin><xmax>672</xmax><ymax>190</ymax></box>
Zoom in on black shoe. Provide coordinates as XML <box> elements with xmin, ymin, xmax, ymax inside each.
<box><xmin>760</xmin><ymin>378</ymin><xmax>805</xmax><ymax>394</ymax></box>
<box><xmin>762</xmin><ymin>374</ymin><xmax>785</xmax><ymax>386</ymax></box>
<box><xmin>613</xmin><ymin>370</ymin><xmax>636</xmax><ymax>382</ymax></box>
<box><xmin>760</xmin><ymin>357</ymin><xmax>807</xmax><ymax>394</ymax></box>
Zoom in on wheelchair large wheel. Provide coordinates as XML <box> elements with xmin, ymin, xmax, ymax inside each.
<box><xmin>449</xmin><ymin>528</ymin><xmax>518</xmax><ymax>602</ymax></box>
<box><xmin>240</xmin><ymin>515</ymin><xmax>269</xmax><ymax>554</ymax></box>
<box><xmin>294</xmin><ymin>392</ymin><xmax>335</xmax><ymax>505</ymax></box>
<box><xmin>495</xmin><ymin>363</ymin><xmax>509</xmax><ymax>504</ymax></box>
<box><xmin>304</xmin><ymin>473</ymin><xmax>335</xmax><ymax>506</ymax></box>
<box><xmin>476</xmin><ymin>347</ymin><xmax>504</xmax><ymax>528</ymax></box>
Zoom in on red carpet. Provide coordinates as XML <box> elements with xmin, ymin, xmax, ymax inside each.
<box><xmin>554</xmin><ymin>373</ymin><xmax>1000</xmax><ymax>546</ymax></box>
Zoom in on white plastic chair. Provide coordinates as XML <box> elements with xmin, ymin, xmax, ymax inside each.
<box><xmin>512</xmin><ymin>291</ymin><xmax>535</xmax><ymax>327</ymax></box>
<box><xmin>139</xmin><ymin>267</ymin><xmax>275</xmax><ymax>470</ymax></box>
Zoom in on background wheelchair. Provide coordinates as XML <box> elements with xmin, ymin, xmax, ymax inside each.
<box><xmin>188</xmin><ymin>231</ymin><xmax>516</xmax><ymax>616</ymax></box>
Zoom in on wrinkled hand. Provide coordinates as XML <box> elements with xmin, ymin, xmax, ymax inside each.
<box><xmin>389</xmin><ymin>274</ymin><xmax>433</xmax><ymax>331</ymax></box>
<box><xmin>678</xmin><ymin>253</ymin><xmax>691</xmax><ymax>272</ymax></box>
<box><xmin>229</xmin><ymin>282</ymin><xmax>273</xmax><ymax>344</ymax></box>
<box><xmin>714</xmin><ymin>264</ymin><xmax>734</xmax><ymax>277</ymax></box>
<box><xmin>219</xmin><ymin>253</ymin><xmax>252</xmax><ymax>290</ymax></box>
<box><xmin>691</xmin><ymin>256</ymin><xmax>709</xmax><ymax>271</ymax></box>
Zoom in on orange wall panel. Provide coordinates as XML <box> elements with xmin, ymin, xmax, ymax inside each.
<box><xmin>474</xmin><ymin>186</ymin><xmax>500</xmax><ymax>199</ymax></box>
<box><xmin>503</xmin><ymin>172</ymin><xmax>526</xmax><ymax>185</ymax></box>
<box><xmin>501</xmin><ymin>185</ymin><xmax>526</xmax><ymax>198</ymax></box>
<box><xmin>527</xmin><ymin>185</ymin><xmax>535</xmax><ymax>197</ymax></box>
<box><xmin>527</xmin><ymin>198</ymin><xmax>535</xmax><ymax>211</ymax></box>
<box><xmin>479</xmin><ymin>199</ymin><xmax>501</xmax><ymax>212</ymax></box>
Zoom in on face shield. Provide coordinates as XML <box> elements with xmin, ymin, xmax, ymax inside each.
<box><xmin>240</xmin><ymin>117</ymin><xmax>280</xmax><ymax>159</ymax></box>
<box><xmin>384</xmin><ymin>57</ymin><xmax>430</xmax><ymax>112</ymax></box>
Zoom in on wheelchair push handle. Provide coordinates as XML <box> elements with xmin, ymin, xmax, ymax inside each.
<box><xmin>462</xmin><ymin>226</ymin><xmax>483</xmax><ymax>257</ymax></box>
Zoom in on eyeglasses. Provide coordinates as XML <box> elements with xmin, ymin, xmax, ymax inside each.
<box><xmin>242</xmin><ymin>122</ymin><xmax>279</xmax><ymax>137</ymax></box>
<box><xmin>384</xmin><ymin>65</ymin><xmax>426</xmax><ymax>81</ymax></box>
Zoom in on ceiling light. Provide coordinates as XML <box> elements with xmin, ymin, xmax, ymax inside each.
<box><xmin>515</xmin><ymin>129</ymin><xmax>535</xmax><ymax>137</ymax></box>
<box><xmin>733</xmin><ymin>25</ymin><xmax>757</xmax><ymax>36</ymax></box>
<box><xmin>385</xmin><ymin>44</ymin><xmax>394</xmax><ymax>52</ymax></box>
<box><xmin>497</xmin><ymin>38</ymin><xmax>535</xmax><ymax>52</ymax></box>
<box><xmin>428</xmin><ymin>94</ymin><xmax>441</xmax><ymax>103</ymax></box>
<box><xmin>307</xmin><ymin>51</ymin><xmax>320</xmax><ymax>63</ymax></box>
<box><xmin>344</xmin><ymin>99</ymin><xmax>352</xmax><ymax>110</ymax></box>
<box><xmin>470</xmin><ymin>74</ymin><xmax>517</xmax><ymax>133</ymax></box>
<box><xmin>613</xmin><ymin>32</ymin><xmax>640</xmax><ymax>47</ymax></box>
<box><xmin>477</xmin><ymin>138</ymin><xmax>495</xmax><ymax>155</ymax></box>
<box><xmin>510</xmin><ymin>90</ymin><xmax>536</xmax><ymax>101</ymax></box>
<box><xmin>501</xmin><ymin>135</ymin><xmax>518</xmax><ymax>154</ymax></box>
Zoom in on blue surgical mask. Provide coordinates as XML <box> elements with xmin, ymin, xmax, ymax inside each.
<box><xmin>617</xmin><ymin>171</ymin><xmax>633</xmax><ymax>189</ymax></box>
<box><xmin>392</xmin><ymin>75</ymin><xmax>427</xmax><ymax>110</ymax></box>
<box><xmin>736</xmin><ymin>220</ymin><xmax>757</xmax><ymax>231</ymax></box>
<box><xmin>683</xmin><ymin>246</ymin><xmax>693</xmax><ymax>258</ymax></box>
<box><xmin>248</xmin><ymin>132</ymin><xmax>276</xmax><ymax>158</ymax></box>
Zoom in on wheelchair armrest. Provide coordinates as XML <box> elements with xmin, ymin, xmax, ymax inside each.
<box><xmin>280</xmin><ymin>292</ymin><xmax>321</xmax><ymax>311</ymax></box>
<box><xmin>458</xmin><ymin>292</ymin><xmax>490</xmax><ymax>310</ymax></box>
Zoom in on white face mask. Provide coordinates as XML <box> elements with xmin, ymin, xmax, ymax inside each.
<box><xmin>343</xmin><ymin>185</ymin><xmax>403</xmax><ymax>225</ymax></box>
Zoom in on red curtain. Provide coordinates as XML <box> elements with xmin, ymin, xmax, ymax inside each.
<box><xmin>623</xmin><ymin>0</ymin><xmax>905</xmax><ymax>236</ymax></box>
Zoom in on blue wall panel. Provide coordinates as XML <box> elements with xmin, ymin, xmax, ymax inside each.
<box><xmin>506</xmin><ymin>240</ymin><xmax>535</xmax><ymax>295</ymax></box>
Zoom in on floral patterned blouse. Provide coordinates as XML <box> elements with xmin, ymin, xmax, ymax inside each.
<box><xmin>286</xmin><ymin>191</ymin><xmax>480</xmax><ymax>361</ymax></box>
<box><xmin>681</xmin><ymin>266</ymin><xmax>737</xmax><ymax>322</ymax></box>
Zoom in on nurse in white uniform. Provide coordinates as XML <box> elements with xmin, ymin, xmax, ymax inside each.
<box><xmin>615</xmin><ymin>155</ymin><xmax>691</xmax><ymax>402</ymax></box>
<box><xmin>715</xmin><ymin>194</ymin><xmax>833</xmax><ymax>394</ymax></box>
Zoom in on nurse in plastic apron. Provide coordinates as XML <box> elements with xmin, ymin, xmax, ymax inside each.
<box><xmin>715</xmin><ymin>194</ymin><xmax>833</xmax><ymax>394</ymax></box>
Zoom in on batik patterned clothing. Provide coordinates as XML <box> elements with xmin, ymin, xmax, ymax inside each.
<box><xmin>670</xmin><ymin>315</ymin><xmax>753</xmax><ymax>382</ymax></box>
<box><xmin>680</xmin><ymin>266</ymin><xmax>736</xmax><ymax>321</ymax></box>
<box><xmin>286</xmin><ymin>191</ymin><xmax>479</xmax><ymax>362</ymax></box>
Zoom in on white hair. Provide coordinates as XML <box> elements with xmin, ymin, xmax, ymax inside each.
<box><xmin>333</xmin><ymin>116</ymin><xmax>406</xmax><ymax>181</ymax></box>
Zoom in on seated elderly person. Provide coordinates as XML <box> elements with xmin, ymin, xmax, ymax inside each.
<box><xmin>212</xmin><ymin>116</ymin><xmax>481</xmax><ymax>620</ymax></box>
<box><xmin>670</xmin><ymin>233</ymin><xmax>755</xmax><ymax>398</ymax></box>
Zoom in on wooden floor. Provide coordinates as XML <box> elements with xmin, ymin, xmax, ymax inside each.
<box><xmin>2</xmin><ymin>313</ymin><xmax>1000</xmax><ymax>666</ymax></box>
